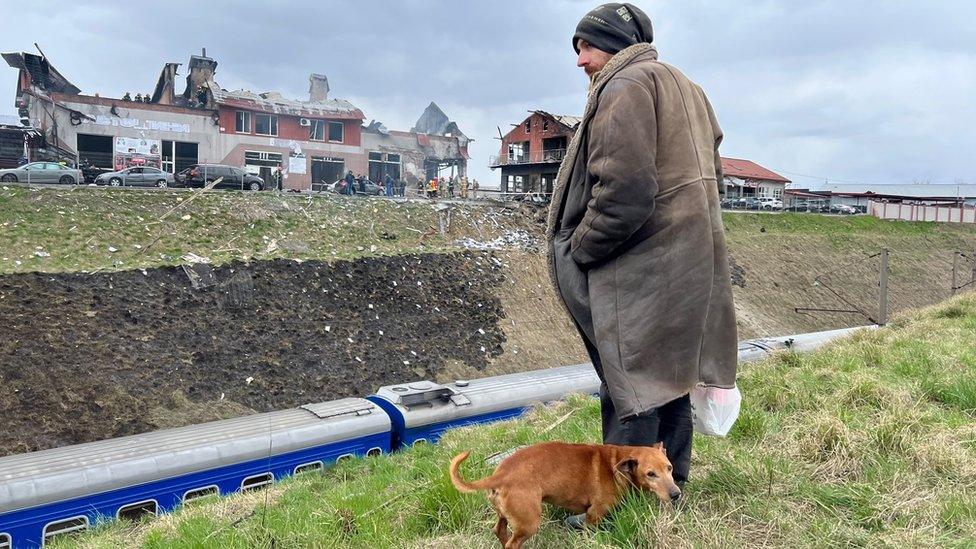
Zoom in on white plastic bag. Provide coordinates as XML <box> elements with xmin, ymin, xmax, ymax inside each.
<box><xmin>690</xmin><ymin>384</ymin><xmax>742</xmax><ymax>437</ymax></box>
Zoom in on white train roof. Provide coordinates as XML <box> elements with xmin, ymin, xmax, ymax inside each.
<box><xmin>0</xmin><ymin>398</ymin><xmax>388</xmax><ymax>514</ymax></box>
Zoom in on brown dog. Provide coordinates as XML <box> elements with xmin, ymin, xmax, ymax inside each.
<box><xmin>449</xmin><ymin>441</ymin><xmax>680</xmax><ymax>548</ymax></box>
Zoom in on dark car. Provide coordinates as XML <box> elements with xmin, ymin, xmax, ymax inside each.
<box><xmin>175</xmin><ymin>164</ymin><xmax>264</xmax><ymax>191</ymax></box>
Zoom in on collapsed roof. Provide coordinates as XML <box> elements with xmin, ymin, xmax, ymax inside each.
<box><xmin>411</xmin><ymin>102</ymin><xmax>468</xmax><ymax>141</ymax></box>
<box><xmin>212</xmin><ymin>88</ymin><xmax>363</xmax><ymax>119</ymax></box>
<box><xmin>531</xmin><ymin>110</ymin><xmax>582</xmax><ymax>131</ymax></box>
<box><xmin>1</xmin><ymin>51</ymin><xmax>80</xmax><ymax>95</ymax></box>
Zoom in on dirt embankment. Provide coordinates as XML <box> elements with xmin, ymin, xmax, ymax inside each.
<box><xmin>4</xmin><ymin>206</ymin><xmax>976</xmax><ymax>457</ymax></box>
<box><xmin>0</xmin><ymin>253</ymin><xmax>507</xmax><ymax>456</ymax></box>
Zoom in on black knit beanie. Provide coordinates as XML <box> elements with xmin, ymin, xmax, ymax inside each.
<box><xmin>573</xmin><ymin>3</ymin><xmax>653</xmax><ymax>54</ymax></box>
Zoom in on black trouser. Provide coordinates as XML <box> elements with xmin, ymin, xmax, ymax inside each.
<box><xmin>579</xmin><ymin>334</ymin><xmax>694</xmax><ymax>485</ymax></box>
<box><xmin>600</xmin><ymin>385</ymin><xmax>693</xmax><ymax>485</ymax></box>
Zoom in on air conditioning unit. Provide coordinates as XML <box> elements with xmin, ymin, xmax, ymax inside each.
<box><xmin>299</xmin><ymin>118</ymin><xmax>311</xmax><ymax>126</ymax></box>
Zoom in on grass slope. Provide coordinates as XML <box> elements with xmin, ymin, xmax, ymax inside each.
<box><xmin>0</xmin><ymin>186</ymin><xmax>530</xmax><ymax>274</ymax></box>
<box><xmin>58</xmin><ymin>293</ymin><xmax>976</xmax><ymax>548</ymax></box>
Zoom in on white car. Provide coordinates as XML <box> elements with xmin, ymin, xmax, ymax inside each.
<box><xmin>758</xmin><ymin>197</ymin><xmax>782</xmax><ymax>210</ymax></box>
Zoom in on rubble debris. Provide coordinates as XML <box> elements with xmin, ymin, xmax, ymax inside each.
<box><xmin>455</xmin><ymin>229</ymin><xmax>539</xmax><ymax>251</ymax></box>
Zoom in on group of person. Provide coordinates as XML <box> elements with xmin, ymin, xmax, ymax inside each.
<box><xmin>329</xmin><ymin>170</ymin><xmax>481</xmax><ymax>200</ymax></box>
<box><xmin>336</xmin><ymin>170</ymin><xmax>407</xmax><ymax>197</ymax></box>
<box><xmin>424</xmin><ymin>175</ymin><xmax>479</xmax><ymax>199</ymax></box>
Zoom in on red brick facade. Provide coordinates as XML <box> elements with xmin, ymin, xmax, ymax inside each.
<box><xmin>216</xmin><ymin>106</ymin><xmax>361</xmax><ymax>146</ymax></box>
<box><xmin>496</xmin><ymin>112</ymin><xmax>575</xmax><ymax>165</ymax></box>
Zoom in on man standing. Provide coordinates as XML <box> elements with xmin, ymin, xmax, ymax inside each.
<box><xmin>274</xmin><ymin>165</ymin><xmax>283</xmax><ymax>192</ymax></box>
<box><xmin>344</xmin><ymin>170</ymin><xmax>356</xmax><ymax>196</ymax></box>
<box><xmin>547</xmin><ymin>3</ymin><xmax>737</xmax><ymax>495</ymax></box>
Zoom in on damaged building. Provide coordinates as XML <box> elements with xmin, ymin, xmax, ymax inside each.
<box><xmin>489</xmin><ymin>110</ymin><xmax>579</xmax><ymax>194</ymax></box>
<box><xmin>3</xmin><ymin>48</ymin><xmax>470</xmax><ymax>191</ymax></box>
<box><xmin>361</xmin><ymin>102</ymin><xmax>470</xmax><ymax>188</ymax></box>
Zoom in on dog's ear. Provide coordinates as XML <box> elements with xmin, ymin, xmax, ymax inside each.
<box><xmin>653</xmin><ymin>441</ymin><xmax>667</xmax><ymax>455</ymax></box>
<box><xmin>615</xmin><ymin>458</ymin><xmax>638</xmax><ymax>477</ymax></box>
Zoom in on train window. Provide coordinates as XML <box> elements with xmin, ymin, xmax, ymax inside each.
<box><xmin>366</xmin><ymin>447</ymin><xmax>383</xmax><ymax>457</ymax></box>
<box><xmin>43</xmin><ymin>516</ymin><xmax>88</xmax><ymax>545</ymax></box>
<box><xmin>336</xmin><ymin>453</ymin><xmax>354</xmax><ymax>463</ymax></box>
<box><xmin>117</xmin><ymin>500</ymin><xmax>158</xmax><ymax>521</ymax></box>
<box><xmin>241</xmin><ymin>473</ymin><xmax>274</xmax><ymax>492</ymax></box>
<box><xmin>183</xmin><ymin>485</ymin><xmax>219</xmax><ymax>503</ymax></box>
<box><xmin>294</xmin><ymin>461</ymin><xmax>323</xmax><ymax>475</ymax></box>
<box><xmin>0</xmin><ymin>533</ymin><xmax>10</xmax><ymax>549</ymax></box>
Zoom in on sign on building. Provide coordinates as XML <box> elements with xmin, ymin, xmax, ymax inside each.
<box><xmin>114</xmin><ymin>136</ymin><xmax>161</xmax><ymax>170</ymax></box>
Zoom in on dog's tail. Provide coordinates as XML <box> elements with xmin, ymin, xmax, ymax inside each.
<box><xmin>449</xmin><ymin>451</ymin><xmax>495</xmax><ymax>493</ymax></box>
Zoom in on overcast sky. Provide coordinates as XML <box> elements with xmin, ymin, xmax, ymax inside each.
<box><xmin>2</xmin><ymin>0</ymin><xmax>974</xmax><ymax>188</ymax></box>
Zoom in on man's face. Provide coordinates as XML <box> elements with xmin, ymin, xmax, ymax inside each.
<box><xmin>576</xmin><ymin>39</ymin><xmax>613</xmax><ymax>77</ymax></box>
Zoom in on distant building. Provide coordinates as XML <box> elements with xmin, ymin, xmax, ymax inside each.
<box><xmin>489</xmin><ymin>110</ymin><xmax>580</xmax><ymax>194</ymax></box>
<box><xmin>720</xmin><ymin>157</ymin><xmax>791</xmax><ymax>200</ymax></box>
<box><xmin>490</xmin><ymin>111</ymin><xmax>790</xmax><ymax>200</ymax></box>
<box><xmin>786</xmin><ymin>183</ymin><xmax>976</xmax><ymax>208</ymax></box>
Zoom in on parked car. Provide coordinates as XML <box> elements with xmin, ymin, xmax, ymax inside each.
<box><xmin>741</xmin><ymin>197</ymin><xmax>761</xmax><ymax>210</ymax></box>
<box><xmin>720</xmin><ymin>197</ymin><xmax>737</xmax><ymax>209</ymax></box>
<box><xmin>830</xmin><ymin>204</ymin><xmax>857</xmax><ymax>215</ymax></box>
<box><xmin>330</xmin><ymin>179</ymin><xmax>384</xmax><ymax>196</ymax></box>
<box><xmin>0</xmin><ymin>162</ymin><xmax>83</xmax><ymax>185</ymax></box>
<box><xmin>759</xmin><ymin>197</ymin><xmax>783</xmax><ymax>210</ymax></box>
<box><xmin>94</xmin><ymin>166</ymin><xmax>175</xmax><ymax>188</ymax></box>
<box><xmin>175</xmin><ymin>164</ymin><xmax>264</xmax><ymax>191</ymax></box>
<box><xmin>786</xmin><ymin>202</ymin><xmax>817</xmax><ymax>212</ymax></box>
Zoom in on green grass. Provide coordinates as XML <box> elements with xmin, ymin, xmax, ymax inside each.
<box><xmin>720</xmin><ymin>210</ymin><xmax>945</xmax><ymax>236</ymax></box>
<box><xmin>4</xmin><ymin>186</ymin><xmax>975</xmax><ymax>276</ymax></box>
<box><xmin>55</xmin><ymin>294</ymin><xmax>976</xmax><ymax>548</ymax></box>
<box><xmin>0</xmin><ymin>186</ymin><xmax>530</xmax><ymax>274</ymax></box>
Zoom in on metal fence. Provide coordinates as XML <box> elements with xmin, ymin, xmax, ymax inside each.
<box><xmin>794</xmin><ymin>248</ymin><xmax>976</xmax><ymax>326</ymax></box>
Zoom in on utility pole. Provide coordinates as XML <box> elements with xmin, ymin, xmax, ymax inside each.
<box><xmin>971</xmin><ymin>249</ymin><xmax>976</xmax><ymax>289</ymax></box>
<box><xmin>952</xmin><ymin>251</ymin><xmax>960</xmax><ymax>295</ymax></box>
<box><xmin>878</xmin><ymin>248</ymin><xmax>889</xmax><ymax>325</ymax></box>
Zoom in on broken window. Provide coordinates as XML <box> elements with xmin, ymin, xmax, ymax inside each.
<box><xmin>508</xmin><ymin>142</ymin><xmax>528</xmax><ymax>163</ymax></box>
<box><xmin>162</xmin><ymin>141</ymin><xmax>199</xmax><ymax>173</ymax></box>
<box><xmin>245</xmin><ymin>150</ymin><xmax>283</xmax><ymax>186</ymax></box>
<box><xmin>311</xmin><ymin>156</ymin><xmax>344</xmax><ymax>190</ymax></box>
<box><xmin>255</xmin><ymin>114</ymin><xmax>278</xmax><ymax>136</ymax></box>
<box><xmin>525</xmin><ymin>119</ymin><xmax>531</xmax><ymax>133</ymax></box>
<box><xmin>77</xmin><ymin>134</ymin><xmax>113</xmax><ymax>169</ymax></box>
<box><xmin>328</xmin><ymin>121</ymin><xmax>344</xmax><ymax>142</ymax></box>
<box><xmin>309</xmin><ymin>120</ymin><xmax>326</xmax><ymax>141</ymax></box>
<box><xmin>235</xmin><ymin>111</ymin><xmax>251</xmax><ymax>133</ymax></box>
<box><xmin>543</xmin><ymin>119</ymin><xmax>549</xmax><ymax>132</ymax></box>
<box><xmin>368</xmin><ymin>151</ymin><xmax>401</xmax><ymax>182</ymax></box>
<box><xmin>0</xmin><ymin>129</ymin><xmax>24</xmax><ymax>168</ymax></box>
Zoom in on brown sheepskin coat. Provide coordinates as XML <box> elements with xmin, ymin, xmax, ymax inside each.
<box><xmin>546</xmin><ymin>43</ymin><xmax>737</xmax><ymax>419</ymax></box>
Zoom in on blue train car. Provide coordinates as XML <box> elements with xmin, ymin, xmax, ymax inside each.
<box><xmin>368</xmin><ymin>364</ymin><xmax>601</xmax><ymax>448</ymax></box>
<box><xmin>0</xmin><ymin>398</ymin><xmax>390</xmax><ymax>548</ymax></box>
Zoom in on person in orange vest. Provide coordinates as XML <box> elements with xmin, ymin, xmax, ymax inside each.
<box><xmin>427</xmin><ymin>177</ymin><xmax>438</xmax><ymax>199</ymax></box>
